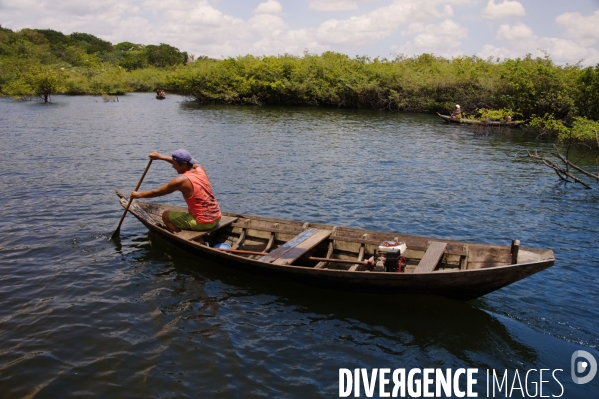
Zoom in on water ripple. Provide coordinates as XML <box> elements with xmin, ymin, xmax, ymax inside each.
<box><xmin>0</xmin><ymin>95</ymin><xmax>597</xmax><ymax>397</ymax></box>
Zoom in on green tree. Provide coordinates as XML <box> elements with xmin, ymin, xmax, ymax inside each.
<box><xmin>16</xmin><ymin>28</ymin><xmax>49</xmax><ymax>45</ymax></box>
<box><xmin>498</xmin><ymin>54</ymin><xmax>576</xmax><ymax>119</ymax></box>
<box><xmin>114</xmin><ymin>41</ymin><xmax>144</xmax><ymax>52</ymax></box>
<box><xmin>23</xmin><ymin>66</ymin><xmax>65</xmax><ymax>102</ymax></box>
<box><xmin>34</xmin><ymin>29</ymin><xmax>71</xmax><ymax>45</ymax></box>
<box><xmin>70</xmin><ymin>32</ymin><xmax>112</xmax><ymax>56</ymax></box>
<box><xmin>145</xmin><ymin>43</ymin><xmax>187</xmax><ymax>67</ymax></box>
<box><xmin>576</xmin><ymin>64</ymin><xmax>599</xmax><ymax>121</ymax></box>
<box><xmin>114</xmin><ymin>42</ymin><xmax>147</xmax><ymax>70</ymax></box>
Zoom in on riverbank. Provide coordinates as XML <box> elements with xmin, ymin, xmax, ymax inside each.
<box><xmin>2</xmin><ymin>27</ymin><xmax>598</xmax><ymax>145</ymax></box>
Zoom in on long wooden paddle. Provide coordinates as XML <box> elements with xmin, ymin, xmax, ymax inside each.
<box><xmin>110</xmin><ymin>159</ymin><xmax>152</xmax><ymax>240</ymax></box>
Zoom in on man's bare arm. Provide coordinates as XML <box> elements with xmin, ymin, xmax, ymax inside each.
<box><xmin>149</xmin><ymin>151</ymin><xmax>174</xmax><ymax>165</ymax></box>
<box><xmin>130</xmin><ymin>176</ymin><xmax>185</xmax><ymax>199</ymax></box>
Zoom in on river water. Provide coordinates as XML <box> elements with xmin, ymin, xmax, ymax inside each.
<box><xmin>0</xmin><ymin>93</ymin><xmax>597</xmax><ymax>398</ymax></box>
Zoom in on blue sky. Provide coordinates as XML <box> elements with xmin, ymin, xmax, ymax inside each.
<box><xmin>1</xmin><ymin>0</ymin><xmax>599</xmax><ymax>65</ymax></box>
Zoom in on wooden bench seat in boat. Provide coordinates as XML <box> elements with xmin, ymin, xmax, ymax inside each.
<box><xmin>259</xmin><ymin>228</ymin><xmax>332</xmax><ymax>266</ymax></box>
<box><xmin>175</xmin><ymin>215</ymin><xmax>238</xmax><ymax>242</ymax></box>
<box><xmin>413</xmin><ymin>241</ymin><xmax>447</xmax><ymax>273</ymax></box>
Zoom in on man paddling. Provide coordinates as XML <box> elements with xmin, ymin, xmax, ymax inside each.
<box><xmin>130</xmin><ymin>150</ymin><xmax>221</xmax><ymax>234</ymax></box>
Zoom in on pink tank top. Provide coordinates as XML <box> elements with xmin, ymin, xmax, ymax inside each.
<box><xmin>183</xmin><ymin>168</ymin><xmax>221</xmax><ymax>224</ymax></box>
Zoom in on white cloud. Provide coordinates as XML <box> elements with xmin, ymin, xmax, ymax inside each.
<box><xmin>556</xmin><ymin>9</ymin><xmax>599</xmax><ymax>47</ymax></box>
<box><xmin>247</xmin><ymin>0</ymin><xmax>470</xmax><ymax>53</ymax></box>
<box><xmin>254</xmin><ymin>0</ymin><xmax>283</xmax><ymax>15</ymax></box>
<box><xmin>0</xmin><ymin>0</ymin><xmax>126</xmax><ymax>15</ymax></box>
<box><xmin>311</xmin><ymin>0</ymin><xmax>458</xmax><ymax>47</ymax></box>
<box><xmin>130</xmin><ymin>0</ymin><xmax>247</xmax><ymax>56</ymax></box>
<box><xmin>496</xmin><ymin>23</ymin><xmax>532</xmax><ymax>40</ymax></box>
<box><xmin>0</xmin><ymin>0</ymin><xmax>138</xmax><ymax>36</ymax></box>
<box><xmin>483</xmin><ymin>0</ymin><xmax>525</xmax><ymax>20</ymax></box>
<box><xmin>108</xmin><ymin>17</ymin><xmax>153</xmax><ymax>45</ymax></box>
<box><xmin>477</xmin><ymin>44</ymin><xmax>512</xmax><ymax>61</ymax></box>
<box><xmin>396</xmin><ymin>19</ymin><xmax>468</xmax><ymax>56</ymax></box>
<box><xmin>308</xmin><ymin>0</ymin><xmax>376</xmax><ymax>11</ymax></box>
<box><xmin>419</xmin><ymin>19</ymin><xmax>467</xmax><ymax>49</ymax></box>
<box><xmin>401</xmin><ymin>22</ymin><xmax>424</xmax><ymax>36</ymax></box>
<box><xmin>248</xmin><ymin>14</ymin><xmax>287</xmax><ymax>36</ymax></box>
<box><xmin>481</xmin><ymin>23</ymin><xmax>599</xmax><ymax>65</ymax></box>
<box><xmin>250</xmin><ymin>29</ymin><xmax>327</xmax><ymax>55</ymax></box>
<box><xmin>479</xmin><ymin>42</ymin><xmax>599</xmax><ymax>66</ymax></box>
<box><xmin>1</xmin><ymin>0</ymin><xmax>596</xmax><ymax>66</ymax></box>
<box><xmin>316</xmin><ymin>16</ymin><xmax>389</xmax><ymax>45</ymax></box>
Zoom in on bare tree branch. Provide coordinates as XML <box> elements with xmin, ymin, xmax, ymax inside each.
<box><xmin>552</xmin><ymin>145</ymin><xmax>599</xmax><ymax>183</ymax></box>
<box><xmin>526</xmin><ymin>150</ymin><xmax>592</xmax><ymax>189</ymax></box>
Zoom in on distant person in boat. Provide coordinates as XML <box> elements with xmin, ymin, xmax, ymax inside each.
<box><xmin>450</xmin><ymin>104</ymin><xmax>462</xmax><ymax>118</ymax></box>
<box><xmin>130</xmin><ymin>150</ymin><xmax>221</xmax><ymax>234</ymax></box>
<box><xmin>506</xmin><ymin>115</ymin><xmax>512</xmax><ymax>122</ymax></box>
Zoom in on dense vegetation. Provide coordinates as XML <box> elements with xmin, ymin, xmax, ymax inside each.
<box><xmin>1</xmin><ymin>25</ymin><xmax>598</xmax><ymax>146</ymax></box>
<box><xmin>168</xmin><ymin>52</ymin><xmax>599</xmax><ymax>146</ymax></box>
<box><xmin>0</xmin><ymin>26</ymin><xmax>186</xmax><ymax>97</ymax></box>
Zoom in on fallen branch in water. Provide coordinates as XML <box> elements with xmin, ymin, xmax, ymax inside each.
<box><xmin>512</xmin><ymin>129</ymin><xmax>599</xmax><ymax>189</ymax></box>
<box><xmin>552</xmin><ymin>145</ymin><xmax>599</xmax><ymax>184</ymax></box>
<box><xmin>525</xmin><ymin>149</ymin><xmax>592</xmax><ymax>189</ymax></box>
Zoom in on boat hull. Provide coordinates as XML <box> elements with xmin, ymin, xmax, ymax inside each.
<box><xmin>117</xmin><ymin>192</ymin><xmax>555</xmax><ymax>300</ymax></box>
<box><xmin>437</xmin><ymin>113</ymin><xmax>523</xmax><ymax>127</ymax></box>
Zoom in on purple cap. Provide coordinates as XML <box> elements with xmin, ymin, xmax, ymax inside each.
<box><xmin>172</xmin><ymin>149</ymin><xmax>198</xmax><ymax>165</ymax></box>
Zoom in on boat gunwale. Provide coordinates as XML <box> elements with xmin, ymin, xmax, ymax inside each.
<box><xmin>127</xmin><ymin>197</ymin><xmax>546</xmax><ymax>253</ymax></box>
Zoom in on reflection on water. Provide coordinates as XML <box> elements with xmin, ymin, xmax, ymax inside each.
<box><xmin>0</xmin><ymin>94</ymin><xmax>597</xmax><ymax>397</ymax></box>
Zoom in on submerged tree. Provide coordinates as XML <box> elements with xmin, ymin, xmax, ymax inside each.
<box><xmin>29</xmin><ymin>67</ymin><xmax>65</xmax><ymax>102</ymax></box>
<box><xmin>5</xmin><ymin>66</ymin><xmax>65</xmax><ymax>102</ymax></box>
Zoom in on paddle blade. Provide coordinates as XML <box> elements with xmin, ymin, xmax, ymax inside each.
<box><xmin>109</xmin><ymin>226</ymin><xmax>121</xmax><ymax>240</ymax></box>
<box><xmin>110</xmin><ymin>159</ymin><xmax>152</xmax><ymax>240</ymax></box>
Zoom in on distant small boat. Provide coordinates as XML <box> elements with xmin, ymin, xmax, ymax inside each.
<box><xmin>437</xmin><ymin>113</ymin><xmax>524</xmax><ymax>127</ymax></box>
<box><xmin>116</xmin><ymin>191</ymin><xmax>555</xmax><ymax>300</ymax></box>
<box><xmin>156</xmin><ymin>94</ymin><xmax>166</xmax><ymax>100</ymax></box>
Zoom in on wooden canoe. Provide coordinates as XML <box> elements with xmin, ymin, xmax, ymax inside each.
<box><xmin>116</xmin><ymin>191</ymin><xmax>554</xmax><ymax>300</ymax></box>
<box><xmin>437</xmin><ymin>113</ymin><xmax>524</xmax><ymax>127</ymax></box>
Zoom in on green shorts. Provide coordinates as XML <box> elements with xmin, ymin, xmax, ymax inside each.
<box><xmin>168</xmin><ymin>211</ymin><xmax>221</xmax><ymax>231</ymax></box>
